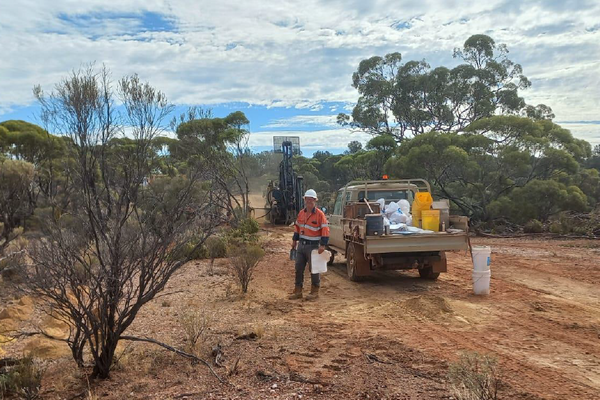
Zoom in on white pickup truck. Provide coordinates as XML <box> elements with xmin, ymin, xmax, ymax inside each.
<box><xmin>326</xmin><ymin>179</ymin><xmax>469</xmax><ymax>281</ymax></box>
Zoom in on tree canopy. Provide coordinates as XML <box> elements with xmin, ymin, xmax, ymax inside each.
<box><xmin>384</xmin><ymin>115</ymin><xmax>598</xmax><ymax>221</ymax></box>
<box><xmin>338</xmin><ymin>34</ymin><xmax>546</xmax><ymax>142</ymax></box>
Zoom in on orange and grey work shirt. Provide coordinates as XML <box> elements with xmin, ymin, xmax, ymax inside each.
<box><xmin>293</xmin><ymin>207</ymin><xmax>330</xmax><ymax>246</ymax></box>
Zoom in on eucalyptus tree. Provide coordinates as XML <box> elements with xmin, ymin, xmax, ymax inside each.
<box><xmin>386</xmin><ymin>116</ymin><xmax>591</xmax><ymax>221</ymax></box>
<box><xmin>27</xmin><ymin>65</ymin><xmax>225</xmax><ymax>378</ymax></box>
<box><xmin>338</xmin><ymin>34</ymin><xmax>539</xmax><ymax>141</ymax></box>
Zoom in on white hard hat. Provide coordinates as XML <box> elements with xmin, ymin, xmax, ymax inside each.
<box><xmin>304</xmin><ymin>189</ymin><xmax>318</xmax><ymax>199</ymax></box>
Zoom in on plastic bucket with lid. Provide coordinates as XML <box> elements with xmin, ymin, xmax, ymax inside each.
<box><xmin>412</xmin><ymin>192</ymin><xmax>433</xmax><ymax>227</ymax></box>
<box><xmin>471</xmin><ymin>246</ymin><xmax>491</xmax><ymax>272</ymax></box>
<box><xmin>421</xmin><ymin>209</ymin><xmax>440</xmax><ymax>232</ymax></box>
<box><xmin>472</xmin><ymin>270</ymin><xmax>491</xmax><ymax>295</ymax></box>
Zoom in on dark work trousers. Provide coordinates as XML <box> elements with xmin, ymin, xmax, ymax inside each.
<box><xmin>295</xmin><ymin>241</ymin><xmax>321</xmax><ymax>287</ymax></box>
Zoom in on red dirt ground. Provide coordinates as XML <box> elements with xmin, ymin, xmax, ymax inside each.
<box><xmin>1</xmin><ymin>227</ymin><xmax>599</xmax><ymax>399</ymax></box>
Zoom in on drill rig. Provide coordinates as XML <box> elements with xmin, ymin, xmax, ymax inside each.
<box><xmin>266</xmin><ymin>137</ymin><xmax>303</xmax><ymax>225</ymax></box>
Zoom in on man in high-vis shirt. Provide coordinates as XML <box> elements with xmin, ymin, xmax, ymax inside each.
<box><xmin>289</xmin><ymin>189</ymin><xmax>330</xmax><ymax>301</ymax></box>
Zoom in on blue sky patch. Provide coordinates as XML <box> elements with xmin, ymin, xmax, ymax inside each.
<box><xmin>56</xmin><ymin>11</ymin><xmax>177</xmax><ymax>37</ymax></box>
<box><xmin>391</xmin><ymin>20</ymin><xmax>412</xmax><ymax>30</ymax></box>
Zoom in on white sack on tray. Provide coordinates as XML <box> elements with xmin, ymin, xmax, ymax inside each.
<box><xmin>376</xmin><ymin>198</ymin><xmax>386</xmax><ymax>213</ymax></box>
<box><xmin>389</xmin><ymin>210</ymin><xmax>408</xmax><ymax>224</ymax></box>
<box><xmin>384</xmin><ymin>201</ymin><xmax>398</xmax><ymax>215</ymax></box>
<box><xmin>398</xmin><ymin>199</ymin><xmax>411</xmax><ymax>216</ymax></box>
<box><xmin>406</xmin><ymin>226</ymin><xmax>434</xmax><ymax>234</ymax></box>
<box><xmin>389</xmin><ymin>223</ymin><xmax>407</xmax><ymax>231</ymax></box>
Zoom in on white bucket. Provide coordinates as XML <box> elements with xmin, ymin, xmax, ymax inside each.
<box><xmin>472</xmin><ymin>270</ymin><xmax>491</xmax><ymax>295</ymax></box>
<box><xmin>310</xmin><ymin>250</ymin><xmax>330</xmax><ymax>274</ymax></box>
<box><xmin>471</xmin><ymin>246</ymin><xmax>491</xmax><ymax>272</ymax></box>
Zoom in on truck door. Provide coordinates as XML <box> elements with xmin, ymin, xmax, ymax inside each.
<box><xmin>328</xmin><ymin>190</ymin><xmax>345</xmax><ymax>249</ymax></box>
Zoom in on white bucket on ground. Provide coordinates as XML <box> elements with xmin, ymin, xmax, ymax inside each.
<box><xmin>472</xmin><ymin>270</ymin><xmax>491</xmax><ymax>295</ymax></box>
<box><xmin>471</xmin><ymin>246</ymin><xmax>491</xmax><ymax>272</ymax></box>
<box><xmin>310</xmin><ymin>250</ymin><xmax>330</xmax><ymax>274</ymax></box>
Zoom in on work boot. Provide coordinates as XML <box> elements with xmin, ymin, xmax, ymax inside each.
<box><xmin>288</xmin><ymin>286</ymin><xmax>303</xmax><ymax>300</ymax></box>
<box><xmin>305</xmin><ymin>285</ymin><xmax>320</xmax><ymax>301</ymax></box>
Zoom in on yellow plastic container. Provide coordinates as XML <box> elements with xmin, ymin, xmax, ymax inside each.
<box><xmin>421</xmin><ymin>209</ymin><xmax>440</xmax><ymax>232</ymax></box>
<box><xmin>412</xmin><ymin>192</ymin><xmax>433</xmax><ymax>227</ymax></box>
<box><xmin>415</xmin><ymin>192</ymin><xmax>433</xmax><ymax>207</ymax></box>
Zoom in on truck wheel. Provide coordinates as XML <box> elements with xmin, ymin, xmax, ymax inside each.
<box><xmin>419</xmin><ymin>267</ymin><xmax>440</xmax><ymax>280</ymax></box>
<box><xmin>327</xmin><ymin>251</ymin><xmax>336</xmax><ymax>266</ymax></box>
<box><xmin>346</xmin><ymin>243</ymin><xmax>364</xmax><ymax>281</ymax></box>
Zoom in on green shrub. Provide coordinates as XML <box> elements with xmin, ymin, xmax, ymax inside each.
<box><xmin>227</xmin><ymin>217</ymin><xmax>260</xmax><ymax>245</ymax></box>
<box><xmin>228</xmin><ymin>244</ymin><xmax>265</xmax><ymax>293</ymax></box>
<box><xmin>184</xmin><ymin>242</ymin><xmax>208</xmax><ymax>260</ymax></box>
<box><xmin>205</xmin><ymin>236</ymin><xmax>228</xmax><ymax>275</ymax></box>
<box><xmin>206</xmin><ymin>236</ymin><xmax>228</xmax><ymax>259</ymax></box>
<box><xmin>523</xmin><ymin>219</ymin><xmax>543</xmax><ymax>233</ymax></box>
<box><xmin>0</xmin><ymin>356</ymin><xmax>43</xmax><ymax>400</ymax></box>
<box><xmin>549</xmin><ymin>221</ymin><xmax>563</xmax><ymax>234</ymax></box>
<box><xmin>171</xmin><ymin>237</ymin><xmax>208</xmax><ymax>261</ymax></box>
<box><xmin>572</xmin><ymin>225</ymin><xmax>590</xmax><ymax>235</ymax></box>
<box><xmin>238</xmin><ymin>217</ymin><xmax>259</xmax><ymax>235</ymax></box>
<box><xmin>488</xmin><ymin>179</ymin><xmax>589</xmax><ymax>224</ymax></box>
<box><xmin>545</xmin><ymin>209</ymin><xmax>600</xmax><ymax>236</ymax></box>
<box><xmin>0</xmin><ymin>235</ymin><xmax>28</xmax><ymax>282</ymax></box>
<box><xmin>179</xmin><ymin>307</ymin><xmax>213</xmax><ymax>356</ymax></box>
<box><xmin>558</xmin><ymin>215</ymin><xmax>574</xmax><ymax>233</ymax></box>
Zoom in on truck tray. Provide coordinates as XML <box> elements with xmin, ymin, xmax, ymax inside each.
<box><xmin>342</xmin><ymin>216</ymin><xmax>468</xmax><ymax>254</ymax></box>
<box><xmin>363</xmin><ymin>232</ymin><xmax>468</xmax><ymax>254</ymax></box>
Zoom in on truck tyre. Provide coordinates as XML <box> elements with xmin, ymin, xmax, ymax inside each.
<box><xmin>346</xmin><ymin>243</ymin><xmax>365</xmax><ymax>281</ymax></box>
<box><xmin>327</xmin><ymin>250</ymin><xmax>336</xmax><ymax>266</ymax></box>
<box><xmin>419</xmin><ymin>267</ymin><xmax>440</xmax><ymax>280</ymax></box>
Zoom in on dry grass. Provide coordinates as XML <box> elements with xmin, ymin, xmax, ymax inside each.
<box><xmin>448</xmin><ymin>352</ymin><xmax>500</xmax><ymax>400</ymax></box>
<box><xmin>85</xmin><ymin>376</ymin><xmax>98</xmax><ymax>400</ymax></box>
<box><xmin>0</xmin><ymin>356</ymin><xmax>43</xmax><ymax>400</ymax></box>
<box><xmin>179</xmin><ymin>307</ymin><xmax>214</xmax><ymax>356</ymax></box>
<box><xmin>253</xmin><ymin>322</ymin><xmax>265</xmax><ymax>339</ymax></box>
<box><xmin>46</xmin><ymin>362</ymin><xmax>83</xmax><ymax>394</ymax></box>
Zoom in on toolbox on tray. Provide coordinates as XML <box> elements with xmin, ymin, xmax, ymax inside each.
<box><xmin>343</xmin><ymin>202</ymin><xmax>381</xmax><ymax>219</ymax></box>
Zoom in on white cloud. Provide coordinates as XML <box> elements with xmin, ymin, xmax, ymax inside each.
<box><xmin>261</xmin><ymin>115</ymin><xmax>338</xmax><ymax>128</ymax></box>
<box><xmin>248</xmin><ymin>128</ymin><xmax>371</xmax><ymax>150</ymax></box>
<box><xmin>559</xmin><ymin>122</ymin><xmax>600</xmax><ymax>148</ymax></box>
<box><xmin>0</xmin><ymin>0</ymin><xmax>599</xmax><ymax>145</ymax></box>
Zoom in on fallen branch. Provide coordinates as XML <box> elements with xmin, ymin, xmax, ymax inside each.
<box><xmin>364</xmin><ymin>353</ymin><xmax>393</xmax><ymax>364</ymax></box>
<box><xmin>120</xmin><ymin>335</ymin><xmax>225</xmax><ymax>384</ymax></box>
<box><xmin>256</xmin><ymin>370</ymin><xmax>277</xmax><ymax>381</ymax></box>
<box><xmin>0</xmin><ymin>250</ymin><xmax>26</xmax><ymax>264</ymax></box>
<box><xmin>476</xmin><ymin>231</ymin><xmax>598</xmax><ymax>240</ymax></box>
<box><xmin>174</xmin><ymin>392</ymin><xmax>205</xmax><ymax>399</ymax></box>
<box><xmin>228</xmin><ymin>357</ymin><xmax>241</xmax><ymax>376</ymax></box>
<box><xmin>153</xmin><ymin>290</ymin><xmax>188</xmax><ymax>300</ymax></box>
<box><xmin>211</xmin><ymin>343</ymin><xmax>224</xmax><ymax>367</ymax></box>
<box><xmin>288</xmin><ymin>371</ymin><xmax>329</xmax><ymax>386</ymax></box>
<box><xmin>235</xmin><ymin>332</ymin><xmax>257</xmax><ymax>340</ymax></box>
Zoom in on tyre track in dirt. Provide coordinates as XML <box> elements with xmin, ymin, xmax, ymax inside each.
<box><xmin>258</xmin><ymin>230</ymin><xmax>600</xmax><ymax>399</ymax></box>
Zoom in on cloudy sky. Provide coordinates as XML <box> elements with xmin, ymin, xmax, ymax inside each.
<box><xmin>1</xmin><ymin>0</ymin><xmax>599</xmax><ymax>155</ymax></box>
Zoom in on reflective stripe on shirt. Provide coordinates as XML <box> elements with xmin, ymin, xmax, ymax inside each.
<box><xmin>296</xmin><ymin>223</ymin><xmax>321</xmax><ymax>232</ymax></box>
<box><xmin>299</xmin><ymin>234</ymin><xmax>321</xmax><ymax>241</ymax></box>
